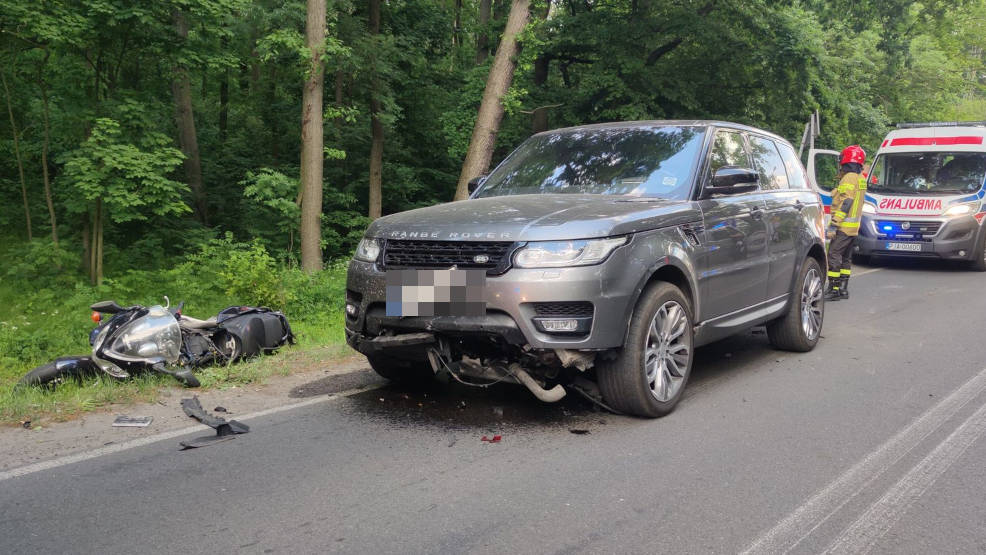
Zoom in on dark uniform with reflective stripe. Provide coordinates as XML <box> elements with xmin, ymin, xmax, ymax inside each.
<box><xmin>827</xmin><ymin>171</ymin><xmax>866</xmax><ymax>296</ymax></box>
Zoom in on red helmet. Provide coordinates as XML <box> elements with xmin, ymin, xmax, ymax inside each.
<box><xmin>840</xmin><ymin>145</ymin><xmax>866</xmax><ymax>166</ymax></box>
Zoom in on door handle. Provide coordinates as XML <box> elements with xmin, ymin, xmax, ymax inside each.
<box><xmin>751</xmin><ymin>207</ymin><xmax>764</xmax><ymax>221</ymax></box>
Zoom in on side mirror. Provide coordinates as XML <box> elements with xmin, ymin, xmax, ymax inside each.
<box><xmin>467</xmin><ymin>175</ymin><xmax>487</xmax><ymax>194</ymax></box>
<box><xmin>705</xmin><ymin>167</ymin><xmax>759</xmax><ymax>196</ymax></box>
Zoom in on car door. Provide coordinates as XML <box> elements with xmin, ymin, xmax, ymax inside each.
<box><xmin>807</xmin><ymin>148</ymin><xmax>841</xmax><ymax>225</ymax></box>
<box><xmin>749</xmin><ymin>135</ymin><xmax>799</xmax><ymax>300</ymax></box>
<box><xmin>697</xmin><ymin>129</ymin><xmax>770</xmax><ymax>319</ymax></box>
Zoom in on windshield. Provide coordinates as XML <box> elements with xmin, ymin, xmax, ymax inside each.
<box><xmin>868</xmin><ymin>152</ymin><xmax>986</xmax><ymax>195</ymax></box>
<box><xmin>475</xmin><ymin>125</ymin><xmax>705</xmax><ymax>199</ymax></box>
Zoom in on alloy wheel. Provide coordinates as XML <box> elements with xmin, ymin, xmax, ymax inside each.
<box><xmin>800</xmin><ymin>268</ymin><xmax>823</xmax><ymax>340</ymax></box>
<box><xmin>644</xmin><ymin>301</ymin><xmax>691</xmax><ymax>402</ymax></box>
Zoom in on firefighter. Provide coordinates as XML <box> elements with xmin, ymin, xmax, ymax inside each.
<box><xmin>826</xmin><ymin>145</ymin><xmax>867</xmax><ymax>301</ymax></box>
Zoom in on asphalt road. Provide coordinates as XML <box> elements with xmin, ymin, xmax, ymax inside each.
<box><xmin>4</xmin><ymin>258</ymin><xmax>986</xmax><ymax>554</ymax></box>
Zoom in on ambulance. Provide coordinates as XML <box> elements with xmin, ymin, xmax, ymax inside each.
<box><xmin>808</xmin><ymin>122</ymin><xmax>986</xmax><ymax>270</ymax></box>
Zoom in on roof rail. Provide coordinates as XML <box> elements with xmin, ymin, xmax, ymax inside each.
<box><xmin>895</xmin><ymin>121</ymin><xmax>986</xmax><ymax>129</ymax></box>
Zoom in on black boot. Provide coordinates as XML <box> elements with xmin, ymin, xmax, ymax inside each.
<box><xmin>824</xmin><ymin>278</ymin><xmax>841</xmax><ymax>301</ymax></box>
<box><xmin>839</xmin><ymin>276</ymin><xmax>850</xmax><ymax>299</ymax></box>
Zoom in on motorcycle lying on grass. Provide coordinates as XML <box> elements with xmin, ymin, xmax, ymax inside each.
<box><xmin>17</xmin><ymin>298</ymin><xmax>293</xmax><ymax>388</ymax></box>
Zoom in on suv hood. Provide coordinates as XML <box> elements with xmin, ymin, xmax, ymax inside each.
<box><xmin>366</xmin><ymin>194</ymin><xmax>699</xmax><ymax>242</ymax></box>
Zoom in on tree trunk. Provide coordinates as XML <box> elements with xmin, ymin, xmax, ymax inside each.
<box><xmin>368</xmin><ymin>0</ymin><xmax>384</xmax><ymax>220</ymax></box>
<box><xmin>475</xmin><ymin>0</ymin><xmax>492</xmax><ymax>64</ymax></box>
<box><xmin>81</xmin><ymin>212</ymin><xmax>90</xmax><ymax>275</ymax></box>
<box><xmin>219</xmin><ymin>37</ymin><xmax>229</xmax><ymax>144</ymax></box>
<box><xmin>171</xmin><ymin>9</ymin><xmax>209</xmax><ymax>225</ymax></box>
<box><xmin>95</xmin><ymin>200</ymin><xmax>104</xmax><ymax>285</ymax></box>
<box><xmin>38</xmin><ymin>55</ymin><xmax>58</xmax><ymax>246</ymax></box>
<box><xmin>530</xmin><ymin>2</ymin><xmax>552</xmax><ymax>134</ymax></box>
<box><xmin>2</xmin><ymin>71</ymin><xmax>31</xmax><ymax>240</ymax></box>
<box><xmin>88</xmin><ymin>200</ymin><xmax>104</xmax><ymax>285</ymax></box>
<box><xmin>453</xmin><ymin>0</ymin><xmax>463</xmax><ymax>47</ymax></box>
<box><xmin>300</xmin><ymin>0</ymin><xmax>326</xmax><ymax>272</ymax></box>
<box><xmin>453</xmin><ymin>0</ymin><xmax>531</xmax><ymax>201</ymax></box>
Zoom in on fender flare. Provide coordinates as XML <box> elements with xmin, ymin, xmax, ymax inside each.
<box><xmin>619</xmin><ymin>250</ymin><xmax>700</xmax><ymax>345</ymax></box>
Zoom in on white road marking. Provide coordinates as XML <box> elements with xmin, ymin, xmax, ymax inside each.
<box><xmin>824</xmin><ymin>401</ymin><xmax>986</xmax><ymax>555</ymax></box>
<box><xmin>0</xmin><ymin>384</ymin><xmax>382</xmax><ymax>483</ymax></box>
<box><xmin>853</xmin><ymin>267</ymin><xmax>884</xmax><ymax>277</ymax></box>
<box><xmin>741</xmin><ymin>366</ymin><xmax>986</xmax><ymax>554</ymax></box>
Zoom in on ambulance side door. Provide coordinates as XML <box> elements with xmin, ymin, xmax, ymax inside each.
<box><xmin>807</xmin><ymin>149</ymin><xmax>841</xmax><ymax>225</ymax></box>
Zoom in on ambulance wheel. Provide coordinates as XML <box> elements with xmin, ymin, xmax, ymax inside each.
<box><xmin>767</xmin><ymin>257</ymin><xmax>823</xmax><ymax>352</ymax></box>
<box><xmin>853</xmin><ymin>253</ymin><xmax>872</xmax><ymax>266</ymax></box>
<box><xmin>970</xmin><ymin>231</ymin><xmax>986</xmax><ymax>272</ymax></box>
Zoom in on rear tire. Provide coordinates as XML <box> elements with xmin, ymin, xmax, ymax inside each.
<box><xmin>17</xmin><ymin>362</ymin><xmax>66</xmax><ymax>388</ymax></box>
<box><xmin>767</xmin><ymin>257</ymin><xmax>824</xmax><ymax>352</ymax></box>
<box><xmin>367</xmin><ymin>352</ymin><xmax>435</xmax><ymax>385</ymax></box>
<box><xmin>597</xmin><ymin>282</ymin><xmax>693</xmax><ymax>418</ymax></box>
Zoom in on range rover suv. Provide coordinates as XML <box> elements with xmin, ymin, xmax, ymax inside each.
<box><xmin>345</xmin><ymin>121</ymin><xmax>827</xmax><ymax>417</ymax></box>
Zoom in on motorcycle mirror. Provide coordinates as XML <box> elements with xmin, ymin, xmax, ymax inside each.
<box><xmin>163</xmin><ymin>295</ymin><xmax>170</xmax><ymax>309</ymax></box>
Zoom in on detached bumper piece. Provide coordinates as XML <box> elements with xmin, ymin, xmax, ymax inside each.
<box><xmin>179</xmin><ymin>396</ymin><xmax>250</xmax><ymax>449</ymax></box>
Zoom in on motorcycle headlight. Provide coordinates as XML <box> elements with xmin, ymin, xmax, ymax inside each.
<box><xmin>513</xmin><ymin>237</ymin><xmax>628</xmax><ymax>268</ymax></box>
<box><xmin>107</xmin><ymin>306</ymin><xmax>181</xmax><ymax>363</ymax></box>
<box><xmin>354</xmin><ymin>238</ymin><xmax>381</xmax><ymax>262</ymax></box>
<box><xmin>862</xmin><ymin>203</ymin><xmax>876</xmax><ymax>214</ymax></box>
<box><xmin>944</xmin><ymin>204</ymin><xmax>973</xmax><ymax>217</ymax></box>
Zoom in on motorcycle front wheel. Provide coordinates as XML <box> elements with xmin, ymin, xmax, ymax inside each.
<box><xmin>18</xmin><ymin>362</ymin><xmax>67</xmax><ymax>388</ymax></box>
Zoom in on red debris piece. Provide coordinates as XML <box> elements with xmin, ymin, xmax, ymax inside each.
<box><xmin>481</xmin><ymin>435</ymin><xmax>502</xmax><ymax>443</ymax></box>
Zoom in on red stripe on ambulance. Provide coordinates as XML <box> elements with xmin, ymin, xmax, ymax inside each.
<box><xmin>890</xmin><ymin>136</ymin><xmax>984</xmax><ymax>147</ymax></box>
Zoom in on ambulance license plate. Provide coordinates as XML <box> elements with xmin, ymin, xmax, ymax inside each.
<box><xmin>886</xmin><ymin>242</ymin><xmax>922</xmax><ymax>252</ymax></box>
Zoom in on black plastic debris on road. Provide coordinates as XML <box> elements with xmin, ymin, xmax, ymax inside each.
<box><xmin>179</xmin><ymin>396</ymin><xmax>249</xmax><ymax>449</ymax></box>
<box><xmin>112</xmin><ymin>416</ymin><xmax>153</xmax><ymax>427</ymax></box>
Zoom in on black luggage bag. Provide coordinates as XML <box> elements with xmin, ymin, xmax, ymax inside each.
<box><xmin>217</xmin><ymin>306</ymin><xmax>295</xmax><ymax>358</ymax></box>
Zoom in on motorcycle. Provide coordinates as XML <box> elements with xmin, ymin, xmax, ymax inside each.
<box><xmin>17</xmin><ymin>297</ymin><xmax>293</xmax><ymax>388</ymax></box>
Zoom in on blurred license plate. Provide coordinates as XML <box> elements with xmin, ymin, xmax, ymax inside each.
<box><xmin>386</xmin><ymin>269</ymin><xmax>486</xmax><ymax>317</ymax></box>
<box><xmin>886</xmin><ymin>242</ymin><xmax>922</xmax><ymax>252</ymax></box>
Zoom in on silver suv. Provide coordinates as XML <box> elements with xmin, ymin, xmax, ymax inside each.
<box><xmin>345</xmin><ymin>121</ymin><xmax>827</xmax><ymax>417</ymax></box>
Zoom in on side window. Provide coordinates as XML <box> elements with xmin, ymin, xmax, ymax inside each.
<box><xmin>868</xmin><ymin>155</ymin><xmax>885</xmax><ymax>187</ymax></box>
<box><xmin>776</xmin><ymin>142</ymin><xmax>810</xmax><ymax>190</ymax></box>
<box><xmin>749</xmin><ymin>136</ymin><xmax>790</xmax><ymax>190</ymax></box>
<box><xmin>709</xmin><ymin>130</ymin><xmax>752</xmax><ymax>176</ymax></box>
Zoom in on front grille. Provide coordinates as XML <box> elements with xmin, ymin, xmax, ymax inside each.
<box><xmin>875</xmin><ymin>220</ymin><xmax>942</xmax><ymax>236</ymax></box>
<box><xmin>533</xmin><ymin>302</ymin><xmax>594</xmax><ymax>317</ymax></box>
<box><xmin>383</xmin><ymin>240</ymin><xmax>515</xmax><ymax>272</ymax></box>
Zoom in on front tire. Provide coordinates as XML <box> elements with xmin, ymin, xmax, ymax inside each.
<box><xmin>597</xmin><ymin>282</ymin><xmax>694</xmax><ymax>418</ymax></box>
<box><xmin>17</xmin><ymin>362</ymin><xmax>65</xmax><ymax>388</ymax></box>
<box><xmin>767</xmin><ymin>257</ymin><xmax>824</xmax><ymax>352</ymax></box>
<box><xmin>367</xmin><ymin>352</ymin><xmax>435</xmax><ymax>385</ymax></box>
<box><xmin>969</xmin><ymin>231</ymin><xmax>986</xmax><ymax>272</ymax></box>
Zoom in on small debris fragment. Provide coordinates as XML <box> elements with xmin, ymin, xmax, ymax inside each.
<box><xmin>569</xmin><ymin>429</ymin><xmax>590</xmax><ymax>435</ymax></box>
<box><xmin>214</xmin><ymin>406</ymin><xmax>228</xmax><ymax>413</ymax></box>
<box><xmin>458</xmin><ymin>401</ymin><xmax>467</xmax><ymax>409</ymax></box>
<box><xmin>481</xmin><ymin>435</ymin><xmax>502</xmax><ymax>443</ymax></box>
<box><xmin>379</xmin><ymin>397</ymin><xmax>385</xmax><ymax>402</ymax></box>
<box><xmin>20</xmin><ymin>420</ymin><xmax>30</xmax><ymax>429</ymax></box>
<box><xmin>724</xmin><ymin>353</ymin><xmax>733</xmax><ymax>358</ymax></box>
<box><xmin>112</xmin><ymin>416</ymin><xmax>153</xmax><ymax>427</ymax></box>
<box><xmin>492</xmin><ymin>406</ymin><xmax>504</xmax><ymax>417</ymax></box>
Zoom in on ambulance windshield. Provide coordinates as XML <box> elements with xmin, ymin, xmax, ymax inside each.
<box><xmin>868</xmin><ymin>152</ymin><xmax>986</xmax><ymax>195</ymax></box>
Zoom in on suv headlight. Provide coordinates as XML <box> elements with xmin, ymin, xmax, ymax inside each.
<box><xmin>944</xmin><ymin>203</ymin><xmax>974</xmax><ymax>217</ymax></box>
<box><xmin>513</xmin><ymin>237</ymin><xmax>628</xmax><ymax>268</ymax></box>
<box><xmin>354</xmin><ymin>238</ymin><xmax>381</xmax><ymax>262</ymax></box>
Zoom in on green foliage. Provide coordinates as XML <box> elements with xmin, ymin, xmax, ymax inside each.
<box><xmin>60</xmin><ymin>118</ymin><xmax>189</xmax><ymax>222</ymax></box>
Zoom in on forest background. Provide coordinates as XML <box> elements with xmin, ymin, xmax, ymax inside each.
<box><xmin>1</xmin><ymin>0</ymin><xmax>984</xmax><ymax>420</ymax></box>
